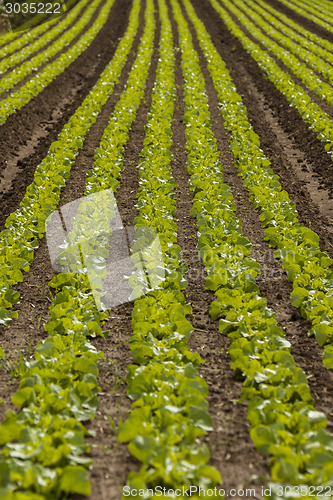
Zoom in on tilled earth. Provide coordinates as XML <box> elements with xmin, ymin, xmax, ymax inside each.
<box><xmin>1</xmin><ymin>0</ymin><xmax>333</xmax><ymax>498</ymax></box>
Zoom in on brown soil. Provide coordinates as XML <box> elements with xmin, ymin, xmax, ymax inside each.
<box><xmin>0</xmin><ymin>0</ymin><xmax>107</xmax><ymax>100</ymax></box>
<box><xmin>189</xmin><ymin>0</ymin><xmax>333</xmax><ymax>424</ymax></box>
<box><xmin>262</xmin><ymin>0</ymin><xmax>333</xmax><ymax>42</ymax></box>
<box><xmin>1</xmin><ymin>0</ymin><xmax>333</xmax><ymax>498</ymax></box>
<box><xmin>225</xmin><ymin>0</ymin><xmax>333</xmax><ymax>116</ymax></box>
<box><xmin>0</xmin><ymin>0</ymin><xmax>131</xmax><ymax>227</ymax></box>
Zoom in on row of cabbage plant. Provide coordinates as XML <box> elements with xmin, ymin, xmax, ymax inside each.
<box><xmin>243</xmin><ymin>0</ymin><xmax>333</xmax><ymax>70</ymax></box>
<box><xmin>177</xmin><ymin>0</ymin><xmax>333</xmax><ymax>494</ymax></box>
<box><xmin>208</xmin><ymin>0</ymin><xmax>333</xmax><ymax>364</ymax></box>
<box><xmin>305</xmin><ymin>0</ymin><xmax>333</xmax><ymax>14</ymax></box>
<box><xmin>0</xmin><ymin>3</ymin><xmax>60</xmax><ymax>48</ymax></box>
<box><xmin>257</xmin><ymin>0</ymin><xmax>333</xmax><ymax>55</ymax></box>
<box><xmin>118</xmin><ymin>0</ymin><xmax>221</xmax><ymax>494</ymax></box>
<box><xmin>0</xmin><ymin>0</ymin><xmax>89</xmax><ymax>76</ymax></box>
<box><xmin>0</xmin><ymin>0</ymin><xmax>140</xmax><ymax>327</ymax></box>
<box><xmin>210</xmin><ymin>0</ymin><xmax>333</xmax><ymax>158</ymax></box>
<box><xmin>271</xmin><ymin>0</ymin><xmax>333</xmax><ymax>34</ymax></box>
<box><xmin>0</xmin><ymin>1</ymin><xmax>156</xmax><ymax>497</ymax></box>
<box><xmin>0</xmin><ymin>10</ymin><xmax>58</xmax><ymax>55</ymax></box>
<box><xmin>219</xmin><ymin>0</ymin><xmax>333</xmax><ymax>108</ymax></box>
<box><xmin>0</xmin><ymin>0</ymin><xmax>116</xmax><ymax>125</ymax></box>
<box><xmin>233</xmin><ymin>0</ymin><xmax>333</xmax><ymax>87</ymax></box>
<box><xmin>0</xmin><ymin>0</ymin><xmax>106</xmax><ymax>97</ymax></box>
<box><xmin>284</xmin><ymin>0</ymin><xmax>333</xmax><ymax>26</ymax></box>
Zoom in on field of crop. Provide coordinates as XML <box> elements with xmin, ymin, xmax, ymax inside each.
<box><xmin>1</xmin><ymin>0</ymin><xmax>333</xmax><ymax>498</ymax></box>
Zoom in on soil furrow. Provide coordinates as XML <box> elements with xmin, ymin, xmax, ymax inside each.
<box><xmin>0</xmin><ymin>0</ymin><xmax>131</xmax><ymax>217</ymax></box>
<box><xmin>166</xmin><ymin>0</ymin><xmax>271</xmax><ymax>494</ymax></box>
<box><xmin>189</xmin><ymin>0</ymin><xmax>333</xmax><ymax>431</ymax></box>
<box><xmin>0</xmin><ymin>0</ymin><xmax>108</xmax><ymax>102</ymax></box>
<box><xmin>79</xmin><ymin>6</ymin><xmax>162</xmax><ymax>498</ymax></box>
<box><xmin>218</xmin><ymin>0</ymin><xmax>333</xmax><ymax>122</ymax></box>
<box><xmin>0</xmin><ymin>0</ymin><xmax>144</xmax><ymax>438</ymax></box>
<box><xmin>261</xmin><ymin>0</ymin><xmax>333</xmax><ymax>42</ymax></box>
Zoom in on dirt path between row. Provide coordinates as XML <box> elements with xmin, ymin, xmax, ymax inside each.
<box><xmin>221</xmin><ymin>0</ymin><xmax>333</xmax><ymax>119</ymax></box>
<box><xmin>0</xmin><ymin>0</ymin><xmax>131</xmax><ymax>227</ymax></box>
<box><xmin>0</xmin><ymin>0</ymin><xmax>145</xmax><ymax>449</ymax></box>
<box><xmin>189</xmin><ymin>0</ymin><xmax>333</xmax><ymax>432</ymax></box>
<box><xmin>262</xmin><ymin>0</ymin><xmax>333</xmax><ymax>42</ymax></box>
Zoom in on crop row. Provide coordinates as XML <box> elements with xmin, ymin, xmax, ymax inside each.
<box><xmin>257</xmin><ymin>0</ymin><xmax>333</xmax><ymax>56</ymax></box>
<box><xmin>0</xmin><ymin>0</ymin><xmax>140</xmax><ymax>327</ymax></box>
<box><xmin>308</xmin><ymin>0</ymin><xmax>333</xmax><ymax>14</ymax></box>
<box><xmin>0</xmin><ymin>0</ymin><xmax>155</xmax><ymax>496</ymax></box>
<box><xmin>0</xmin><ymin>0</ymin><xmax>104</xmax><ymax>97</ymax></box>
<box><xmin>1</xmin><ymin>1</ymin><xmax>333</xmax><ymax>498</ymax></box>
<box><xmin>208</xmin><ymin>0</ymin><xmax>333</xmax><ymax>362</ymax></box>
<box><xmin>286</xmin><ymin>0</ymin><xmax>333</xmax><ymax>25</ymax></box>
<box><xmin>0</xmin><ymin>4</ymin><xmax>59</xmax><ymax>48</ymax></box>
<box><xmin>0</xmin><ymin>0</ymin><xmax>104</xmax><ymax>94</ymax></box>
<box><xmin>234</xmin><ymin>0</ymin><xmax>333</xmax><ymax>88</ymax></box>
<box><xmin>0</xmin><ymin>12</ymin><xmax>57</xmax><ymax>57</ymax></box>
<box><xmin>274</xmin><ymin>0</ymin><xmax>333</xmax><ymax>34</ymax></box>
<box><xmin>0</xmin><ymin>0</ymin><xmax>115</xmax><ymax>126</ymax></box>
<box><xmin>220</xmin><ymin>0</ymin><xmax>333</xmax><ymax>109</ymax></box>
<box><xmin>0</xmin><ymin>0</ymin><xmax>89</xmax><ymax>77</ymax></box>
<box><xmin>213</xmin><ymin>0</ymin><xmax>333</xmax><ymax>156</ymax></box>
<box><xmin>85</xmin><ymin>0</ymin><xmax>155</xmax><ymax>196</ymax></box>
<box><xmin>244</xmin><ymin>0</ymin><xmax>333</xmax><ymax>70</ymax></box>
<box><xmin>118</xmin><ymin>0</ymin><xmax>220</xmax><ymax>494</ymax></box>
<box><xmin>180</xmin><ymin>0</ymin><xmax>333</xmax><ymax>492</ymax></box>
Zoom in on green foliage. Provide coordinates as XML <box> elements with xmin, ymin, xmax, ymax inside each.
<box><xmin>0</xmin><ymin>0</ymin><xmax>91</xmax><ymax>92</ymax></box>
<box><xmin>0</xmin><ymin>0</ymin><xmax>141</xmax><ymax>326</ymax></box>
<box><xmin>276</xmin><ymin>0</ymin><xmax>333</xmax><ymax>34</ymax></box>
<box><xmin>0</xmin><ymin>0</ymin><xmax>117</xmax><ymax>126</ymax></box>
<box><xmin>225</xmin><ymin>0</ymin><xmax>333</xmax><ymax>103</ymax></box>
<box><xmin>0</xmin><ymin>0</ymin><xmax>144</xmax><ymax>497</ymax></box>
<box><xmin>206</xmin><ymin>0</ymin><xmax>333</xmax><ymax>368</ymax></box>
<box><xmin>243</xmin><ymin>0</ymin><xmax>333</xmax><ymax>78</ymax></box>
<box><xmin>182</xmin><ymin>0</ymin><xmax>333</xmax><ymax>492</ymax></box>
<box><xmin>119</xmin><ymin>0</ymin><xmax>220</xmax><ymax>492</ymax></box>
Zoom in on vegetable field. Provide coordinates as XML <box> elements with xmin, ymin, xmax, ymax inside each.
<box><xmin>1</xmin><ymin>0</ymin><xmax>333</xmax><ymax>497</ymax></box>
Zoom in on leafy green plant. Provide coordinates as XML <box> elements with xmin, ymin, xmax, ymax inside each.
<box><xmin>245</xmin><ymin>0</ymin><xmax>333</xmax><ymax>69</ymax></box>
<box><xmin>276</xmin><ymin>0</ymin><xmax>333</xmax><ymax>34</ymax></box>
<box><xmin>234</xmin><ymin>0</ymin><xmax>333</xmax><ymax>88</ymax></box>
<box><xmin>0</xmin><ymin>0</ymin><xmax>88</xmax><ymax>78</ymax></box>
<box><xmin>0</xmin><ymin>0</ymin><xmax>141</xmax><ymax>329</ymax></box>
<box><xmin>0</xmin><ymin>0</ymin><xmax>148</xmax><ymax>496</ymax></box>
<box><xmin>118</xmin><ymin>0</ymin><xmax>220</xmax><ymax>492</ymax></box>
<box><xmin>0</xmin><ymin>11</ymin><xmax>56</xmax><ymax>56</ymax></box>
<box><xmin>0</xmin><ymin>347</ymin><xmax>29</xmax><ymax>379</ymax></box>
<box><xmin>106</xmin><ymin>359</ymin><xmax>125</xmax><ymax>394</ymax></box>
<box><xmin>0</xmin><ymin>0</ymin><xmax>116</xmax><ymax>125</ymax></box>
<box><xmin>179</xmin><ymin>0</ymin><xmax>333</xmax><ymax>492</ymax></box>
<box><xmin>0</xmin><ymin>0</ymin><xmax>60</xmax><ymax>48</ymax></box>
<box><xmin>197</xmin><ymin>0</ymin><xmax>333</xmax><ymax>367</ymax></box>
